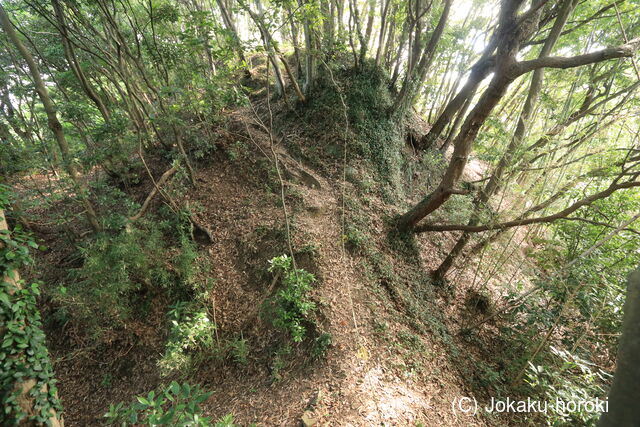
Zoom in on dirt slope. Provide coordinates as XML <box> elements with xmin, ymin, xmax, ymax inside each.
<box><xmin>178</xmin><ymin>107</ymin><xmax>491</xmax><ymax>426</ymax></box>
<box><xmin>26</xmin><ymin>101</ymin><xmax>518</xmax><ymax>426</ymax></box>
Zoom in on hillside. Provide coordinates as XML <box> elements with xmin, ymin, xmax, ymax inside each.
<box><xmin>6</xmin><ymin>67</ymin><xmax>571</xmax><ymax>426</ymax></box>
<box><xmin>2</xmin><ymin>1</ymin><xmax>639</xmax><ymax>426</ymax></box>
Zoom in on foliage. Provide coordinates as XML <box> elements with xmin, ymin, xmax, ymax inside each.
<box><xmin>269</xmin><ymin>343</ymin><xmax>292</xmax><ymax>383</ymax></box>
<box><xmin>159</xmin><ymin>302</ymin><xmax>217</xmax><ymax>375</ymax></box>
<box><xmin>58</xmin><ymin>222</ymin><xmax>165</xmax><ymax>331</ymax></box>
<box><xmin>265</xmin><ymin>255</ymin><xmax>316</xmax><ymax>342</ymax></box>
<box><xmin>0</xmin><ymin>186</ymin><xmax>63</xmax><ymax>425</ymax></box>
<box><xmin>298</xmin><ymin>63</ymin><xmax>407</xmax><ymax>198</ymax></box>
<box><xmin>343</xmin><ymin>223</ymin><xmax>370</xmax><ymax>254</ymax></box>
<box><xmin>525</xmin><ymin>347</ymin><xmax>610</xmax><ymax>426</ymax></box>
<box><xmin>55</xmin><ymin>215</ymin><xmax>200</xmax><ymax>342</ymax></box>
<box><xmin>103</xmin><ymin>381</ymin><xmax>231</xmax><ymax>426</ymax></box>
<box><xmin>228</xmin><ymin>335</ymin><xmax>249</xmax><ymax>365</ymax></box>
<box><xmin>2</xmin><ymin>0</ymin><xmax>640</xmax><ymax>421</ymax></box>
<box><xmin>312</xmin><ymin>332</ymin><xmax>333</xmax><ymax>359</ymax></box>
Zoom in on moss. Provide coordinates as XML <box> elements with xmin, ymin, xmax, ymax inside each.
<box><xmin>288</xmin><ymin>62</ymin><xmax>410</xmax><ymax>201</ymax></box>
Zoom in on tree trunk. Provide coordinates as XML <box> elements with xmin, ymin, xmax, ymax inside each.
<box><xmin>432</xmin><ymin>0</ymin><xmax>577</xmax><ymax>279</ymax></box>
<box><xmin>374</xmin><ymin>0</ymin><xmax>391</xmax><ymax>66</ymax></box>
<box><xmin>399</xmin><ymin>69</ymin><xmax>514</xmax><ymax>231</ymax></box>
<box><xmin>359</xmin><ymin>0</ymin><xmax>376</xmax><ymax>64</ymax></box>
<box><xmin>298</xmin><ymin>0</ymin><xmax>316</xmax><ymax>93</ymax></box>
<box><xmin>392</xmin><ymin>0</ymin><xmax>452</xmax><ymax>115</ymax></box>
<box><xmin>216</xmin><ymin>0</ymin><xmax>248</xmax><ymax>66</ymax></box>
<box><xmin>242</xmin><ymin>0</ymin><xmax>286</xmax><ymax>97</ymax></box>
<box><xmin>598</xmin><ymin>267</ymin><xmax>640</xmax><ymax>427</ymax></box>
<box><xmin>0</xmin><ymin>4</ymin><xmax>102</xmax><ymax>233</ymax></box>
<box><xmin>415</xmin><ymin>178</ymin><xmax>640</xmax><ymax>233</ymax></box>
<box><xmin>418</xmin><ymin>55</ymin><xmax>494</xmax><ymax>149</ymax></box>
<box><xmin>52</xmin><ymin>0</ymin><xmax>111</xmax><ymax>122</ymax></box>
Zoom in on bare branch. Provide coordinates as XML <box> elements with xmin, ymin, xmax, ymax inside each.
<box><xmin>515</xmin><ymin>37</ymin><xmax>640</xmax><ymax>75</ymax></box>
<box><xmin>416</xmin><ymin>179</ymin><xmax>640</xmax><ymax>233</ymax></box>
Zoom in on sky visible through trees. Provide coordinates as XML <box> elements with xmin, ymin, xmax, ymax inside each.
<box><xmin>0</xmin><ymin>0</ymin><xmax>639</xmax><ymax>425</ymax></box>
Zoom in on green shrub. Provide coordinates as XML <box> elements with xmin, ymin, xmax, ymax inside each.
<box><xmin>525</xmin><ymin>347</ymin><xmax>609</xmax><ymax>426</ymax></box>
<box><xmin>343</xmin><ymin>224</ymin><xmax>370</xmax><ymax>254</ymax></box>
<box><xmin>56</xmin><ymin>215</ymin><xmax>202</xmax><ymax>341</ymax></box>
<box><xmin>174</xmin><ymin>220</ymin><xmax>201</xmax><ymax>287</ymax></box>
<box><xmin>228</xmin><ymin>336</ymin><xmax>249</xmax><ymax>365</ymax></box>
<box><xmin>59</xmin><ymin>222</ymin><xmax>170</xmax><ymax>332</ymax></box>
<box><xmin>265</xmin><ymin>255</ymin><xmax>317</xmax><ymax>342</ymax></box>
<box><xmin>269</xmin><ymin>344</ymin><xmax>292</xmax><ymax>383</ymax></box>
<box><xmin>312</xmin><ymin>332</ymin><xmax>333</xmax><ymax>359</ymax></box>
<box><xmin>159</xmin><ymin>302</ymin><xmax>217</xmax><ymax>375</ymax></box>
<box><xmin>103</xmin><ymin>381</ymin><xmax>229</xmax><ymax>426</ymax></box>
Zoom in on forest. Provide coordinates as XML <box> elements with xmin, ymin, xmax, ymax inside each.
<box><xmin>1</xmin><ymin>0</ymin><xmax>639</xmax><ymax>425</ymax></box>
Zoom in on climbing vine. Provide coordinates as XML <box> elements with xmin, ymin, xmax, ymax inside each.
<box><xmin>0</xmin><ymin>185</ymin><xmax>63</xmax><ymax>425</ymax></box>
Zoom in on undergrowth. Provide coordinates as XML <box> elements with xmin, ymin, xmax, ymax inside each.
<box><xmin>264</xmin><ymin>254</ymin><xmax>317</xmax><ymax>343</ymax></box>
<box><xmin>52</xmin><ymin>210</ymin><xmax>203</xmax><ymax>344</ymax></box>
<box><xmin>159</xmin><ymin>302</ymin><xmax>217</xmax><ymax>375</ymax></box>
<box><xmin>0</xmin><ymin>188</ymin><xmax>63</xmax><ymax>426</ymax></box>
<box><xmin>104</xmin><ymin>381</ymin><xmax>236</xmax><ymax>426</ymax></box>
<box><xmin>292</xmin><ymin>62</ymin><xmax>409</xmax><ymax>200</ymax></box>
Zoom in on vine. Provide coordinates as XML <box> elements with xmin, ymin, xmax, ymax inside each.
<box><xmin>0</xmin><ymin>185</ymin><xmax>63</xmax><ymax>425</ymax></box>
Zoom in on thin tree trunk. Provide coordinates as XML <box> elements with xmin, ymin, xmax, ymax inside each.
<box><xmin>0</xmin><ymin>5</ymin><xmax>102</xmax><ymax>233</ymax></box>
<box><xmin>418</xmin><ymin>54</ymin><xmax>494</xmax><ymax>149</ymax></box>
<box><xmin>374</xmin><ymin>0</ymin><xmax>391</xmax><ymax>66</ymax></box>
<box><xmin>359</xmin><ymin>0</ymin><xmax>376</xmax><ymax>64</ymax></box>
<box><xmin>52</xmin><ymin>0</ymin><xmax>111</xmax><ymax>121</ymax></box>
<box><xmin>242</xmin><ymin>0</ymin><xmax>286</xmax><ymax>97</ymax></box>
<box><xmin>599</xmin><ymin>267</ymin><xmax>640</xmax><ymax>426</ymax></box>
<box><xmin>298</xmin><ymin>0</ymin><xmax>316</xmax><ymax>93</ymax></box>
<box><xmin>392</xmin><ymin>0</ymin><xmax>452</xmax><ymax>114</ymax></box>
<box><xmin>216</xmin><ymin>0</ymin><xmax>250</xmax><ymax>75</ymax></box>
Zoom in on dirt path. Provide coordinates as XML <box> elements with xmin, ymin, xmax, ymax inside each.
<box><xmin>190</xmin><ymin>118</ymin><xmax>490</xmax><ymax>425</ymax></box>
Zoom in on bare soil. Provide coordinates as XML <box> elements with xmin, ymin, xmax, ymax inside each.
<box><xmin>20</xmin><ymin>102</ymin><xmax>537</xmax><ymax>427</ymax></box>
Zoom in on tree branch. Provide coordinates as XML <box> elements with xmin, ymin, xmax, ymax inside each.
<box><xmin>562</xmin><ymin>216</ymin><xmax>640</xmax><ymax>235</ymax></box>
<box><xmin>515</xmin><ymin>37</ymin><xmax>640</xmax><ymax>75</ymax></box>
<box><xmin>415</xmin><ymin>179</ymin><xmax>640</xmax><ymax>233</ymax></box>
<box><xmin>129</xmin><ymin>166</ymin><xmax>177</xmax><ymax>222</ymax></box>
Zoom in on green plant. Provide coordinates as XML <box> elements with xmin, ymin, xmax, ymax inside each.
<box><xmin>103</xmin><ymin>381</ymin><xmax>219</xmax><ymax>426</ymax></box>
<box><xmin>265</xmin><ymin>255</ymin><xmax>317</xmax><ymax>342</ymax></box>
<box><xmin>0</xmin><ymin>186</ymin><xmax>63</xmax><ymax>425</ymax></box>
<box><xmin>343</xmin><ymin>224</ymin><xmax>370</xmax><ymax>254</ymax></box>
<box><xmin>159</xmin><ymin>302</ymin><xmax>217</xmax><ymax>375</ymax></box>
<box><xmin>101</xmin><ymin>373</ymin><xmax>113</xmax><ymax>388</ymax></box>
<box><xmin>215</xmin><ymin>414</ymin><xmax>238</xmax><ymax>427</ymax></box>
<box><xmin>525</xmin><ymin>347</ymin><xmax>610</xmax><ymax>426</ymax></box>
<box><xmin>270</xmin><ymin>344</ymin><xmax>292</xmax><ymax>383</ymax></box>
<box><xmin>226</xmin><ymin>141</ymin><xmax>248</xmax><ymax>161</ymax></box>
<box><xmin>312</xmin><ymin>332</ymin><xmax>333</xmax><ymax>359</ymax></box>
<box><xmin>296</xmin><ymin>64</ymin><xmax>408</xmax><ymax>197</ymax></box>
<box><xmin>0</xmin><ymin>278</ymin><xmax>63</xmax><ymax>426</ymax></box>
<box><xmin>228</xmin><ymin>336</ymin><xmax>249</xmax><ymax>365</ymax></box>
<box><xmin>175</xmin><ymin>216</ymin><xmax>201</xmax><ymax>286</ymax></box>
<box><xmin>60</xmin><ymin>221</ymin><xmax>171</xmax><ymax>332</ymax></box>
<box><xmin>55</xmin><ymin>211</ymin><xmax>205</xmax><ymax>342</ymax></box>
